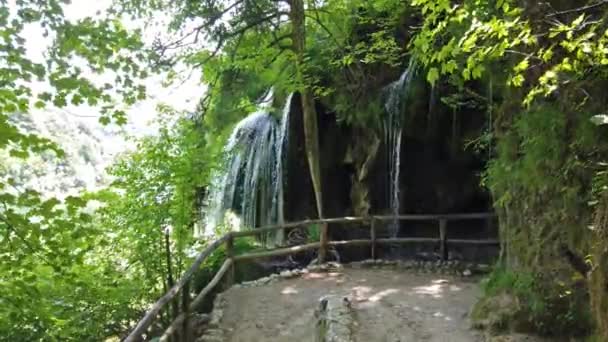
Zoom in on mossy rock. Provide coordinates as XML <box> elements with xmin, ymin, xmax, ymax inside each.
<box><xmin>471</xmin><ymin>292</ymin><xmax>529</xmax><ymax>334</ymax></box>
<box><xmin>590</xmin><ymin>243</ymin><xmax>608</xmax><ymax>341</ymax></box>
<box><xmin>472</xmin><ymin>268</ymin><xmax>594</xmax><ymax>339</ymax></box>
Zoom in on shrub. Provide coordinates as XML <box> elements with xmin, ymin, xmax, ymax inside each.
<box><xmin>473</xmin><ymin>267</ymin><xmax>594</xmax><ymax>337</ymax></box>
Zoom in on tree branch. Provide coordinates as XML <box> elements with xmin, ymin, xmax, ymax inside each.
<box><xmin>266</xmin><ymin>33</ymin><xmax>293</xmax><ymax>48</ymax></box>
<box><xmin>228</xmin><ymin>12</ymin><xmax>286</xmax><ymax>39</ymax></box>
<box><xmin>547</xmin><ymin>0</ymin><xmax>608</xmax><ymax>17</ymax></box>
<box><xmin>304</xmin><ymin>13</ymin><xmax>343</xmax><ymax>50</ymax></box>
<box><xmin>0</xmin><ymin>212</ymin><xmax>59</xmax><ymax>270</ymax></box>
<box><xmin>263</xmin><ymin>47</ymin><xmax>290</xmax><ymax>69</ymax></box>
<box><xmin>504</xmin><ymin>49</ymin><xmax>542</xmax><ymax>61</ymax></box>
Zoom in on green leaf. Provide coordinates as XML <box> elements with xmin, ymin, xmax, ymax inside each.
<box><xmin>572</xmin><ymin>14</ymin><xmax>585</xmax><ymax>27</ymax></box>
<box><xmin>427</xmin><ymin>67</ymin><xmax>440</xmax><ymax>85</ymax></box>
<box><xmin>99</xmin><ymin>116</ymin><xmax>111</xmax><ymax>125</ymax></box>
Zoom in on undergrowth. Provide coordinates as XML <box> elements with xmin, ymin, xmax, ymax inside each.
<box><xmin>307</xmin><ymin>224</ymin><xmax>321</xmax><ymax>242</ymax></box>
<box><xmin>474</xmin><ymin>267</ymin><xmax>594</xmax><ymax>338</ymax></box>
<box><xmin>192</xmin><ymin>237</ymin><xmax>260</xmax><ymax>292</ymax></box>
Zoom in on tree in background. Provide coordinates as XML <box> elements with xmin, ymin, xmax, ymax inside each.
<box><xmin>118</xmin><ymin>0</ymin><xmax>334</xmax><ymax>218</ymax></box>
<box><xmin>0</xmin><ymin>0</ymin><xmax>159</xmax><ymax>339</ymax></box>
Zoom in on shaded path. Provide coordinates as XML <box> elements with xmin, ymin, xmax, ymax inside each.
<box><xmin>216</xmin><ymin>268</ymin><xmax>484</xmax><ymax>341</ymax></box>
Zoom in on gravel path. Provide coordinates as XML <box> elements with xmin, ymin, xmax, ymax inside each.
<box><xmin>217</xmin><ymin>268</ymin><xmax>485</xmax><ymax>342</ymax></box>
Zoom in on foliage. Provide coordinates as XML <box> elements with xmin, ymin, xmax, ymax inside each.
<box><xmin>192</xmin><ymin>237</ymin><xmax>259</xmax><ymax>293</ymax></box>
<box><xmin>5</xmin><ymin>0</ymin><xmax>608</xmax><ymax>339</ymax></box>
<box><xmin>474</xmin><ymin>267</ymin><xmax>594</xmax><ymax>337</ymax></box>
<box><xmin>409</xmin><ymin>0</ymin><xmax>608</xmax><ymax>109</ymax></box>
<box><xmin>403</xmin><ymin>1</ymin><xmax>608</xmax><ymax>337</ymax></box>
<box><xmin>483</xmin><ymin>103</ymin><xmax>604</xmax><ymax>269</ymax></box>
<box><xmin>1</xmin><ymin>0</ymin><xmax>147</xmax><ymax>155</ymax></box>
<box><xmin>307</xmin><ymin>223</ymin><xmax>321</xmax><ymax>242</ymax></box>
<box><xmin>103</xmin><ymin>109</ymin><xmax>209</xmax><ymax>269</ymax></box>
<box><xmin>0</xmin><ymin>108</ymin><xmax>211</xmax><ymax>340</ymax></box>
<box><xmin>0</xmin><ymin>1</ymin><xmax>155</xmax><ymax>338</ymax></box>
<box><xmin>471</xmin><ymin>104</ymin><xmax>603</xmax><ymax>338</ymax></box>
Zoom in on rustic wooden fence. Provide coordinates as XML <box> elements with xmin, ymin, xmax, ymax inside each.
<box><xmin>124</xmin><ymin>213</ymin><xmax>497</xmax><ymax>342</ymax></box>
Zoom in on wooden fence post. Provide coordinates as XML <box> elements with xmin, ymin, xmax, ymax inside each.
<box><xmin>225</xmin><ymin>233</ymin><xmax>235</xmax><ymax>287</ymax></box>
<box><xmin>318</xmin><ymin>222</ymin><xmax>328</xmax><ymax>263</ymax></box>
<box><xmin>181</xmin><ymin>280</ymin><xmax>191</xmax><ymax>342</ymax></box>
<box><xmin>439</xmin><ymin>219</ymin><xmax>447</xmax><ymax>261</ymax></box>
<box><xmin>370</xmin><ymin>218</ymin><xmax>377</xmax><ymax>260</ymax></box>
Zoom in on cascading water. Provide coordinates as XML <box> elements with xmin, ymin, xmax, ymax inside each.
<box><xmin>271</xmin><ymin>93</ymin><xmax>293</xmax><ymax>229</ymax></box>
<box><xmin>199</xmin><ymin>90</ymin><xmax>293</xmax><ymax>246</ymax></box>
<box><xmin>382</xmin><ymin>60</ymin><xmax>416</xmax><ymax>238</ymax></box>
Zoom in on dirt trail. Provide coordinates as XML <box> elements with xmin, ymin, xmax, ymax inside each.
<box><xmin>217</xmin><ymin>268</ymin><xmax>484</xmax><ymax>342</ymax></box>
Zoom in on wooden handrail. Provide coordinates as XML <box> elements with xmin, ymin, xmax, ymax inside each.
<box><xmin>230</xmin><ymin>216</ymin><xmax>368</xmax><ymax>237</ymax></box>
<box><xmin>124</xmin><ymin>234</ymin><xmax>231</xmax><ymax>342</ymax></box>
<box><xmin>191</xmin><ymin>258</ymin><xmax>233</xmax><ymax>309</ymax></box>
<box><xmin>125</xmin><ymin>212</ymin><xmax>496</xmax><ymax>341</ymax></box>
<box><xmin>233</xmin><ymin>242</ymin><xmax>321</xmax><ymax>261</ymax></box>
<box><xmin>231</xmin><ymin>212</ymin><xmax>496</xmax><ymax>238</ymax></box>
<box><xmin>159</xmin><ymin>259</ymin><xmax>234</xmax><ymax>342</ymax></box>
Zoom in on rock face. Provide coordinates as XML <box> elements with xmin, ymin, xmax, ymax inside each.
<box><xmin>343</xmin><ymin>127</ymin><xmax>381</xmax><ymax>218</ymax></box>
<box><xmin>282</xmin><ymin>89</ymin><xmax>496</xmax><ymax>262</ymax></box>
<box><xmin>314</xmin><ymin>295</ymin><xmax>354</xmax><ymax>342</ymax></box>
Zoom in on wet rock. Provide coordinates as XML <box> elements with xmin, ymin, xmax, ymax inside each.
<box><xmin>350</xmin><ymin>261</ymin><xmax>364</xmax><ymax>269</ymax></box>
<box><xmin>308</xmin><ymin>265</ymin><xmax>322</xmax><ymax>272</ymax></box>
<box><xmin>362</xmin><ymin>259</ymin><xmax>375</xmax><ymax>265</ymax></box>
<box><xmin>257</xmin><ymin>276</ymin><xmax>271</xmax><ymax>284</ymax></box>
<box><xmin>209</xmin><ymin>309</ymin><xmax>223</xmax><ymax>326</ymax></box>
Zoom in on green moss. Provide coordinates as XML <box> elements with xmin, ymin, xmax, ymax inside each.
<box><xmin>590</xmin><ymin>199</ymin><xmax>608</xmax><ymax>341</ymax></box>
<box><xmin>307</xmin><ymin>224</ymin><xmax>321</xmax><ymax>242</ymax></box>
<box><xmin>473</xmin><ymin>267</ymin><xmax>594</xmax><ymax>337</ymax></box>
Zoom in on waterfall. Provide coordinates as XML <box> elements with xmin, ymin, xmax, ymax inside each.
<box><xmin>271</xmin><ymin>93</ymin><xmax>293</xmax><ymax>244</ymax></box>
<box><xmin>383</xmin><ymin>61</ymin><xmax>416</xmax><ymax>237</ymax></box>
<box><xmin>199</xmin><ymin>91</ymin><xmax>293</xmax><ymax>244</ymax></box>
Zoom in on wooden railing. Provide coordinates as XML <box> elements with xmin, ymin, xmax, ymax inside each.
<box><xmin>124</xmin><ymin>212</ymin><xmax>497</xmax><ymax>342</ymax></box>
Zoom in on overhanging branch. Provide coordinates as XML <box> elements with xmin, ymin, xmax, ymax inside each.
<box><xmin>547</xmin><ymin>0</ymin><xmax>608</xmax><ymax>17</ymax></box>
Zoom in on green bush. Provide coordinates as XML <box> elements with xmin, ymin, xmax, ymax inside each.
<box><xmin>474</xmin><ymin>267</ymin><xmax>594</xmax><ymax>337</ymax></box>
<box><xmin>192</xmin><ymin>237</ymin><xmax>260</xmax><ymax>291</ymax></box>
<box><xmin>307</xmin><ymin>224</ymin><xmax>321</xmax><ymax>242</ymax></box>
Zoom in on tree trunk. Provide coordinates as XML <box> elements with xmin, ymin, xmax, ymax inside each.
<box><xmin>290</xmin><ymin>0</ymin><xmax>324</xmax><ymax>218</ymax></box>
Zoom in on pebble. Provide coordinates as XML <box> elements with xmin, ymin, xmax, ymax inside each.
<box><xmin>280</xmin><ymin>270</ymin><xmax>297</xmax><ymax>278</ymax></box>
